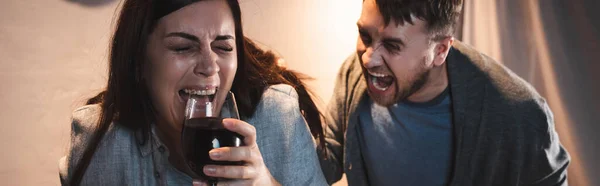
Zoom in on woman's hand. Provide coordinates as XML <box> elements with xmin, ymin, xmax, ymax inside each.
<box><xmin>193</xmin><ymin>118</ymin><xmax>281</xmax><ymax>186</ymax></box>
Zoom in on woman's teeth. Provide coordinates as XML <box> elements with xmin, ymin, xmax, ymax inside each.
<box><xmin>183</xmin><ymin>89</ymin><xmax>216</xmax><ymax>96</ymax></box>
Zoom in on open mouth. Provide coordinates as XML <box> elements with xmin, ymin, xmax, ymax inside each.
<box><xmin>179</xmin><ymin>88</ymin><xmax>218</xmax><ymax>103</ymax></box>
<box><xmin>368</xmin><ymin>72</ymin><xmax>394</xmax><ymax>91</ymax></box>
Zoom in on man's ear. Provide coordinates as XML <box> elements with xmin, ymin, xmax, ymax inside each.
<box><xmin>433</xmin><ymin>37</ymin><xmax>454</xmax><ymax>66</ymax></box>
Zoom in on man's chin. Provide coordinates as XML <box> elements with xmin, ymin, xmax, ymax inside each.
<box><xmin>367</xmin><ymin>88</ymin><xmax>401</xmax><ymax>107</ymax></box>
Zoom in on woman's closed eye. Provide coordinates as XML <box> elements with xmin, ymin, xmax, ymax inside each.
<box><xmin>173</xmin><ymin>46</ymin><xmax>193</xmax><ymax>53</ymax></box>
<box><xmin>214</xmin><ymin>45</ymin><xmax>233</xmax><ymax>52</ymax></box>
<box><xmin>167</xmin><ymin>43</ymin><xmax>197</xmax><ymax>54</ymax></box>
<box><xmin>212</xmin><ymin>42</ymin><xmax>234</xmax><ymax>53</ymax></box>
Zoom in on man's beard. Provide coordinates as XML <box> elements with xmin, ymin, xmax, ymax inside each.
<box><xmin>369</xmin><ymin>67</ymin><xmax>430</xmax><ymax>107</ymax></box>
<box><xmin>396</xmin><ymin>69</ymin><xmax>429</xmax><ymax>103</ymax></box>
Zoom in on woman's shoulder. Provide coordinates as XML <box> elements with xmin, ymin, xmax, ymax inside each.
<box><xmin>247</xmin><ymin>85</ymin><xmax>328</xmax><ymax>185</ymax></box>
<box><xmin>251</xmin><ymin>84</ymin><xmax>301</xmax><ymax>119</ymax></box>
<box><xmin>60</xmin><ymin>104</ymin><xmax>142</xmax><ymax>184</ymax></box>
<box><xmin>262</xmin><ymin>84</ymin><xmax>299</xmax><ymax>101</ymax></box>
<box><xmin>70</xmin><ymin>104</ymin><xmax>102</xmax><ymax>132</ymax></box>
<box><xmin>247</xmin><ymin>84</ymin><xmax>300</xmax><ymax>124</ymax></box>
<box><xmin>68</xmin><ymin>104</ymin><xmax>137</xmax><ymax>149</ymax></box>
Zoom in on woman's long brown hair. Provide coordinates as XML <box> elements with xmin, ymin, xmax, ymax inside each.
<box><xmin>68</xmin><ymin>0</ymin><xmax>324</xmax><ymax>185</ymax></box>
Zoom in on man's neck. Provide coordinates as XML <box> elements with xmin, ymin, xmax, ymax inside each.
<box><xmin>407</xmin><ymin>63</ymin><xmax>449</xmax><ymax>103</ymax></box>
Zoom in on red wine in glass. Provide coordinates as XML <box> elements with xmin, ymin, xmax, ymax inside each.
<box><xmin>182</xmin><ymin>117</ymin><xmax>243</xmax><ymax>180</ymax></box>
<box><xmin>181</xmin><ymin>91</ymin><xmax>242</xmax><ymax>186</ymax></box>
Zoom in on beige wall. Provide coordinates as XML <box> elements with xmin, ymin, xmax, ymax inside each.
<box><xmin>0</xmin><ymin>1</ymin><xmax>114</xmax><ymax>185</ymax></box>
<box><xmin>0</xmin><ymin>0</ymin><xmax>359</xmax><ymax>185</ymax></box>
<box><xmin>240</xmin><ymin>0</ymin><xmax>361</xmax><ymax>106</ymax></box>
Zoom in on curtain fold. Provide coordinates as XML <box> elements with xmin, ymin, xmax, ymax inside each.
<box><xmin>461</xmin><ymin>0</ymin><xmax>600</xmax><ymax>185</ymax></box>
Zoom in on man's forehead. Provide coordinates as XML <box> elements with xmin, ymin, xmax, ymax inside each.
<box><xmin>358</xmin><ymin>15</ymin><xmax>426</xmax><ymax>39</ymax></box>
<box><xmin>360</xmin><ymin>0</ymin><xmax>430</xmax><ymax>35</ymax></box>
<box><xmin>358</xmin><ymin>0</ymin><xmax>384</xmax><ymax>27</ymax></box>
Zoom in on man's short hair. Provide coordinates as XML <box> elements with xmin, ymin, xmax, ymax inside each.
<box><xmin>374</xmin><ymin>0</ymin><xmax>463</xmax><ymax>40</ymax></box>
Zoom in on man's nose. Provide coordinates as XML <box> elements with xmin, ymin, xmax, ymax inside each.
<box><xmin>361</xmin><ymin>45</ymin><xmax>384</xmax><ymax>69</ymax></box>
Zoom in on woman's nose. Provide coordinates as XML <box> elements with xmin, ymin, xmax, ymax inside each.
<box><xmin>193</xmin><ymin>50</ymin><xmax>220</xmax><ymax>77</ymax></box>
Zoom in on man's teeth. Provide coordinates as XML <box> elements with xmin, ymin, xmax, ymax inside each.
<box><xmin>368</xmin><ymin>72</ymin><xmax>392</xmax><ymax>91</ymax></box>
<box><xmin>369</xmin><ymin>72</ymin><xmax>387</xmax><ymax>78</ymax></box>
<box><xmin>371</xmin><ymin>76</ymin><xmax>389</xmax><ymax>91</ymax></box>
<box><xmin>183</xmin><ymin>89</ymin><xmax>216</xmax><ymax>95</ymax></box>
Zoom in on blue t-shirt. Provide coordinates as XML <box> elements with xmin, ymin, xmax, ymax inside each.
<box><xmin>357</xmin><ymin>88</ymin><xmax>453</xmax><ymax>185</ymax></box>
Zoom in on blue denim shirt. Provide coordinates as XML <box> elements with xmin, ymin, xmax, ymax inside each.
<box><xmin>59</xmin><ymin>84</ymin><xmax>328</xmax><ymax>186</ymax></box>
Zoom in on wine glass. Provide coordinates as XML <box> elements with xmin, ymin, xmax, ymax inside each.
<box><xmin>181</xmin><ymin>91</ymin><xmax>243</xmax><ymax>186</ymax></box>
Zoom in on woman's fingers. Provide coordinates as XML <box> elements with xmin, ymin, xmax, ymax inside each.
<box><xmin>213</xmin><ymin>180</ymin><xmax>248</xmax><ymax>186</ymax></box>
<box><xmin>201</xmin><ymin>119</ymin><xmax>276</xmax><ymax>185</ymax></box>
<box><xmin>222</xmin><ymin>118</ymin><xmax>256</xmax><ymax>145</ymax></box>
<box><xmin>203</xmin><ymin>165</ymin><xmax>257</xmax><ymax>179</ymax></box>
<box><xmin>210</xmin><ymin>146</ymin><xmax>260</xmax><ymax>163</ymax></box>
<box><xmin>192</xmin><ymin>180</ymin><xmax>205</xmax><ymax>186</ymax></box>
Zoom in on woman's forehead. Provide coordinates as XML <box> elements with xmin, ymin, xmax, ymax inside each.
<box><xmin>156</xmin><ymin>0</ymin><xmax>235</xmax><ymax>37</ymax></box>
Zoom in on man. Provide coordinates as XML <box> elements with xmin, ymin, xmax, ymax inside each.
<box><xmin>318</xmin><ymin>0</ymin><xmax>570</xmax><ymax>185</ymax></box>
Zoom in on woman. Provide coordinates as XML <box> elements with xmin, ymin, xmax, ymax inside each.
<box><xmin>58</xmin><ymin>0</ymin><xmax>327</xmax><ymax>185</ymax></box>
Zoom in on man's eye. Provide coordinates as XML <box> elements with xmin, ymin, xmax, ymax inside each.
<box><xmin>384</xmin><ymin>43</ymin><xmax>400</xmax><ymax>52</ymax></box>
<box><xmin>362</xmin><ymin>37</ymin><xmax>372</xmax><ymax>44</ymax></box>
<box><xmin>360</xmin><ymin>34</ymin><xmax>372</xmax><ymax>44</ymax></box>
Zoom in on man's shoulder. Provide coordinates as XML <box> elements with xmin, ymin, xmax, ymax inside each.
<box><xmin>452</xmin><ymin>42</ymin><xmax>551</xmax><ymax>130</ymax></box>
<box><xmin>453</xmin><ymin>41</ymin><xmax>543</xmax><ymax>105</ymax></box>
<box><xmin>339</xmin><ymin>53</ymin><xmax>364</xmax><ymax>82</ymax></box>
<box><xmin>334</xmin><ymin>53</ymin><xmax>368</xmax><ymax>106</ymax></box>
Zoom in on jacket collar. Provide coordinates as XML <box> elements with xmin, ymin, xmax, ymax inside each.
<box><xmin>138</xmin><ymin>124</ymin><xmax>167</xmax><ymax>157</ymax></box>
<box><xmin>445</xmin><ymin>41</ymin><xmax>488</xmax><ymax>185</ymax></box>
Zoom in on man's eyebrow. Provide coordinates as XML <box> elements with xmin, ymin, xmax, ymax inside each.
<box><xmin>382</xmin><ymin>37</ymin><xmax>405</xmax><ymax>46</ymax></box>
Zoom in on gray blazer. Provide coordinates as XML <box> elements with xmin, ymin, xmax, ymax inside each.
<box><xmin>59</xmin><ymin>84</ymin><xmax>328</xmax><ymax>186</ymax></box>
<box><xmin>319</xmin><ymin>41</ymin><xmax>570</xmax><ymax>186</ymax></box>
